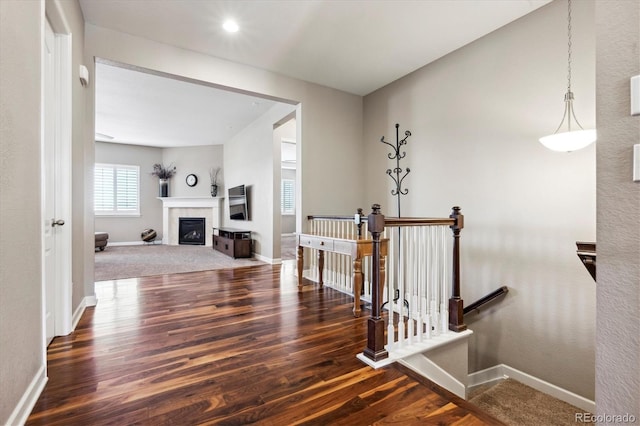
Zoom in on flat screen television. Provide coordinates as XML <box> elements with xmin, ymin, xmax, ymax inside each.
<box><xmin>228</xmin><ymin>184</ymin><xmax>249</xmax><ymax>220</ymax></box>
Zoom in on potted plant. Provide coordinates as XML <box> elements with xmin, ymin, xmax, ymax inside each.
<box><xmin>209</xmin><ymin>167</ymin><xmax>221</xmax><ymax>197</ymax></box>
<box><xmin>151</xmin><ymin>163</ymin><xmax>176</xmax><ymax>197</ymax></box>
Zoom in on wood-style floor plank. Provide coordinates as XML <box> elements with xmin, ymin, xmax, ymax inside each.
<box><xmin>27</xmin><ymin>264</ymin><xmax>503</xmax><ymax>425</ymax></box>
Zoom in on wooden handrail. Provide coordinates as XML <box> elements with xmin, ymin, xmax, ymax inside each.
<box><xmin>307</xmin><ymin>211</ymin><xmax>455</xmax><ymax>227</ymax></box>
<box><xmin>306</xmin><ymin>215</ymin><xmax>358</xmax><ymax>221</ymax></box>
<box><xmin>463</xmin><ymin>286</ymin><xmax>509</xmax><ymax>316</ymax></box>
<box><xmin>383</xmin><ymin>217</ymin><xmax>455</xmax><ymax>227</ymax></box>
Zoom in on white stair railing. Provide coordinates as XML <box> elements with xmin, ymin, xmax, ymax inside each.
<box><xmin>303</xmin><ymin>206</ymin><xmax>467</xmax><ymax>364</ymax></box>
<box><xmin>305</xmin><ymin>213</ymin><xmax>370</xmax><ymax>300</ymax></box>
<box><xmin>383</xmin><ymin>224</ymin><xmax>451</xmax><ymax>355</ymax></box>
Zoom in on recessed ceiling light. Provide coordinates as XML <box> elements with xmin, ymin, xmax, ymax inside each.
<box><xmin>223</xmin><ymin>19</ymin><xmax>239</xmax><ymax>33</ymax></box>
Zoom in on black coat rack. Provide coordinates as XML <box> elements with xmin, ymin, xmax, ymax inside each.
<box><xmin>380</xmin><ymin>123</ymin><xmax>411</xmax><ymax>217</ymax></box>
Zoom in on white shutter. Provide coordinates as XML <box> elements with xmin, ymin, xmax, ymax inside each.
<box><xmin>281</xmin><ymin>179</ymin><xmax>295</xmax><ymax>215</ymax></box>
<box><xmin>94</xmin><ymin>166</ymin><xmax>114</xmax><ymax>211</ymax></box>
<box><xmin>95</xmin><ymin>164</ymin><xmax>140</xmax><ymax>216</ymax></box>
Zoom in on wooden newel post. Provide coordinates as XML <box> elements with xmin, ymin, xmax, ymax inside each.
<box><xmin>363</xmin><ymin>204</ymin><xmax>388</xmax><ymax>362</ymax></box>
<box><xmin>355</xmin><ymin>208</ymin><xmax>364</xmax><ymax>239</ymax></box>
<box><xmin>449</xmin><ymin>206</ymin><xmax>467</xmax><ymax>332</ymax></box>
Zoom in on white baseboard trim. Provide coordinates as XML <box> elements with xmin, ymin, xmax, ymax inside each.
<box><xmin>253</xmin><ymin>253</ymin><xmax>281</xmax><ymax>264</ymax></box>
<box><xmin>399</xmin><ymin>355</ymin><xmax>466</xmax><ymax>399</ymax></box>
<box><xmin>71</xmin><ymin>295</ymin><xmax>97</xmax><ymax>332</ymax></box>
<box><xmin>84</xmin><ymin>295</ymin><xmax>97</xmax><ymax>307</ymax></box>
<box><xmin>467</xmin><ymin>364</ymin><xmax>507</xmax><ymax>389</ymax></box>
<box><xmin>468</xmin><ymin>364</ymin><xmax>596</xmax><ymax>413</ymax></box>
<box><xmin>108</xmin><ymin>241</ymin><xmax>146</xmax><ymax>246</ymax></box>
<box><xmin>6</xmin><ymin>364</ymin><xmax>48</xmax><ymax>426</ymax></box>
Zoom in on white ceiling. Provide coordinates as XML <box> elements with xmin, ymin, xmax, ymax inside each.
<box><xmin>82</xmin><ymin>0</ymin><xmax>552</xmax><ymax>148</ymax></box>
<box><xmin>95</xmin><ymin>62</ymin><xmax>278</xmax><ymax>147</ymax></box>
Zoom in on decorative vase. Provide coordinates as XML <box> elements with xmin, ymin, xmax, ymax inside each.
<box><xmin>159</xmin><ymin>179</ymin><xmax>169</xmax><ymax>197</ymax></box>
<box><xmin>211</xmin><ymin>184</ymin><xmax>218</xmax><ymax>197</ymax></box>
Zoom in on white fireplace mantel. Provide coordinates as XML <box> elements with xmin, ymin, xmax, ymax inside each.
<box><xmin>158</xmin><ymin>197</ymin><xmax>223</xmax><ymax>245</ymax></box>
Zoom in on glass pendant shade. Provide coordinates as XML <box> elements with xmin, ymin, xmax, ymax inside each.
<box><xmin>539</xmin><ymin>129</ymin><xmax>597</xmax><ymax>152</ymax></box>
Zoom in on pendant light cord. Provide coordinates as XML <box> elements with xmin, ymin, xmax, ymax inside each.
<box><xmin>539</xmin><ymin>0</ymin><xmax>596</xmax><ymax>151</ymax></box>
<box><xmin>567</xmin><ymin>0</ymin><xmax>572</xmax><ymax>92</ymax></box>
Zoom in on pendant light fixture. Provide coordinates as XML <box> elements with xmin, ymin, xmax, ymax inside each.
<box><xmin>539</xmin><ymin>0</ymin><xmax>596</xmax><ymax>152</ymax></box>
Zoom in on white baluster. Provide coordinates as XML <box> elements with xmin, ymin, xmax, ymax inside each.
<box><xmin>440</xmin><ymin>225</ymin><xmax>449</xmax><ymax>334</ymax></box>
<box><xmin>412</xmin><ymin>226</ymin><xmax>419</xmax><ymax>342</ymax></box>
<box><xmin>385</xmin><ymin>226</ymin><xmax>396</xmax><ymax>350</ymax></box>
<box><xmin>405</xmin><ymin>226</ymin><xmax>412</xmax><ymax>345</ymax></box>
<box><xmin>398</xmin><ymin>227</ymin><xmax>409</xmax><ymax>344</ymax></box>
<box><xmin>309</xmin><ymin>220</ymin><xmax>316</xmax><ymax>282</ymax></box>
<box><xmin>417</xmin><ymin>226</ymin><xmax>426</xmax><ymax>342</ymax></box>
<box><xmin>424</xmin><ymin>226</ymin><xmax>431</xmax><ymax>339</ymax></box>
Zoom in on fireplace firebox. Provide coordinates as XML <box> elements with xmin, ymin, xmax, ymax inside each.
<box><xmin>178</xmin><ymin>217</ymin><xmax>206</xmax><ymax>245</ymax></box>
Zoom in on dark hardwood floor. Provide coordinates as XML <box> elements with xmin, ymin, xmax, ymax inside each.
<box><xmin>27</xmin><ymin>262</ymin><xmax>502</xmax><ymax>425</ymax></box>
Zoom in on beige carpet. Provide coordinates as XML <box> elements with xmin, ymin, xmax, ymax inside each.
<box><xmin>95</xmin><ymin>244</ymin><xmax>264</xmax><ymax>281</ymax></box>
<box><xmin>470</xmin><ymin>378</ymin><xmax>588</xmax><ymax>426</ymax></box>
<box><xmin>281</xmin><ymin>234</ymin><xmax>297</xmax><ymax>260</ymax></box>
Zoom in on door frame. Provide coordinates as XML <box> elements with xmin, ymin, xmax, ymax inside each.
<box><xmin>42</xmin><ymin>9</ymin><xmax>73</xmax><ymax>343</ymax></box>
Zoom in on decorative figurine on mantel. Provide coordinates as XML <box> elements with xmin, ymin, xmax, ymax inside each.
<box><xmin>151</xmin><ymin>163</ymin><xmax>176</xmax><ymax>197</ymax></box>
<box><xmin>209</xmin><ymin>167</ymin><xmax>221</xmax><ymax>197</ymax></box>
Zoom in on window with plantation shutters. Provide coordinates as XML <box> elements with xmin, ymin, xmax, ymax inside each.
<box><xmin>281</xmin><ymin>179</ymin><xmax>295</xmax><ymax>215</ymax></box>
<box><xmin>94</xmin><ymin>163</ymin><xmax>140</xmax><ymax>216</ymax></box>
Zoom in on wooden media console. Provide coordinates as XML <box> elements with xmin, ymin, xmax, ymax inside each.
<box><xmin>213</xmin><ymin>228</ymin><xmax>252</xmax><ymax>259</ymax></box>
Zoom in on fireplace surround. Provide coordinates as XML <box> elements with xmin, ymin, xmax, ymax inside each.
<box><xmin>158</xmin><ymin>197</ymin><xmax>223</xmax><ymax>246</ymax></box>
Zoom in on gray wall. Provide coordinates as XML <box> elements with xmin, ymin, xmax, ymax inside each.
<box><xmin>363</xmin><ymin>0</ymin><xmax>596</xmax><ymax>399</ymax></box>
<box><xmin>58</xmin><ymin>0</ymin><xmax>92</xmax><ymax>312</ymax></box>
<box><xmin>595</xmin><ymin>0</ymin><xmax>640</xmax><ymax>418</ymax></box>
<box><xmin>94</xmin><ymin>142</ymin><xmax>164</xmax><ymax>242</ymax></box>
<box><xmin>0</xmin><ymin>1</ymin><xmax>45</xmax><ymax>421</ymax></box>
<box><xmin>84</xmin><ymin>24</ymin><xmax>366</xmax><ymax>231</ymax></box>
<box><xmin>224</xmin><ymin>103</ymin><xmax>297</xmax><ymax>260</ymax></box>
<box><xmin>94</xmin><ymin>143</ymin><xmax>224</xmax><ymax>243</ymax></box>
<box><xmin>1</xmin><ymin>0</ymin><xmax>89</xmax><ymax>422</ymax></box>
<box><xmin>162</xmin><ymin>145</ymin><xmax>224</xmax><ymax>198</ymax></box>
<box><xmin>85</xmin><ymin>24</ymin><xmax>365</xmax><ymax>263</ymax></box>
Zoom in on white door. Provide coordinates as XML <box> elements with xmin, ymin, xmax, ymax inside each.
<box><xmin>43</xmin><ymin>19</ymin><xmax>57</xmax><ymax>345</ymax></box>
<box><xmin>43</xmin><ymin>18</ymin><xmax>73</xmax><ymax>345</ymax></box>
